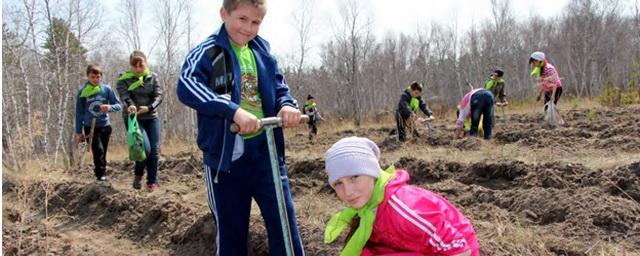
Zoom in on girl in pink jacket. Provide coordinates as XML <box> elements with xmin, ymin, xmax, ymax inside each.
<box><xmin>324</xmin><ymin>137</ymin><xmax>480</xmax><ymax>256</ymax></box>
<box><xmin>530</xmin><ymin>51</ymin><xmax>563</xmax><ymax>111</ymax></box>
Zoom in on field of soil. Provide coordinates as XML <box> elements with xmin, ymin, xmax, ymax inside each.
<box><xmin>3</xmin><ymin>105</ymin><xmax>640</xmax><ymax>255</ymax></box>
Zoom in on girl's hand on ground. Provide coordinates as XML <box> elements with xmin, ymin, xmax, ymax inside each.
<box><xmin>278</xmin><ymin>106</ymin><xmax>302</xmax><ymax>128</ymax></box>
<box><xmin>454</xmin><ymin>127</ymin><xmax>464</xmax><ymax>139</ymax></box>
<box><xmin>233</xmin><ymin>108</ymin><xmax>260</xmax><ymax>134</ymax></box>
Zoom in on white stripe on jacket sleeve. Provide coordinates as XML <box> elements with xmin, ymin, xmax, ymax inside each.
<box><xmin>388</xmin><ymin>194</ymin><xmax>467</xmax><ymax>252</ymax></box>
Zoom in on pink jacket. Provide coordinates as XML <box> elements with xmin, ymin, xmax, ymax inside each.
<box><xmin>455</xmin><ymin>88</ymin><xmax>483</xmax><ymax>128</ymax></box>
<box><xmin>363</xmin><ymin>170</ymin><xmax>480</xmax><ymax>256</ymax></box>
<box><xmin>539</xmin><ymin>62</ymin><xmax>562</xmax><ymax>93</ymax></box>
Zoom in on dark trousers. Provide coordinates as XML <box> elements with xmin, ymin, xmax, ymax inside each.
<box><xmin>470</xmin><ymin>90</ymin><xmax>495</xmax><ymax>140</ymax></box>
<box><xmin>124</xmin><ymin>117</ymin><xmax>161</xmax><ymax>185</ymax></box>
<box><xmin>544</xmin><ymin>87</ymin><xmax>563</xmax><ymax>111</ymax></box>
<box><xmin>83</xmin><ymin>125</ymin><xmax>112</xmax><ymax>179</ymax></box>
<box><xmin>308</xmin><ymin>116</ymin><xmax>318</xmax><ymax>140</ymax></box>
<box><xmin>396</xmin><ymin>112</ymin><xmax>418</xmax><ymax>142</ymax></box>
<box><xmin>204</xmin><ymin>134</ymin><xmax>304</xmax><ymax>255</ymax></box>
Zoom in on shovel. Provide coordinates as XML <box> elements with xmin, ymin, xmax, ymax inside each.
<box><xmin>418</xmin><ymin>116</ymin><xmax>435</xmax><ymax>137</ymax></box>
<box><xmin>495</xmin><ymin>102</ymin><xmax>508</xmax><ymax>125</ymax></box>
<box><xmin>231</xmin><ymin>115</ymin><xmax>309</xmax><ymax>256</ymax></box>
<box><xmin>77</xmin><ymin>117</ymin><xmax>96</xmax><ymax>168</ymax></box>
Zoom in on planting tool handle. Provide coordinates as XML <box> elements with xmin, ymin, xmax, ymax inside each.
<box><xmin>230</xmin><ymin>115</ymin><xmax>309</xmax><ymax>133</ymax></box>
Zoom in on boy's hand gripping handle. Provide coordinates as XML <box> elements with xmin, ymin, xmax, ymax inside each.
<box><xmin>230</xmin><ymin>115</ymin><xmax>310</xmax><ymax>133</ymax></box>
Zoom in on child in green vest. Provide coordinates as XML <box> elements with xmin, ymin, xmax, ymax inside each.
<box><xmin>303</xmin><ymin>94</ymin><xmax>322</xmax><ymax>141</ymax></box>
<box><xmin>485</xmin><ymin>69</ymin><xmax>507</xmax><ymax>105</ymax></box>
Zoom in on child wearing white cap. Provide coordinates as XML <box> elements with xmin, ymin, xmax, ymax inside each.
<box><xmin>323</xmin><ymin>136</ymin><xmax>479</xmax><ymax>256</ymax></box>
<box><xmin>530</xmin><ymin>51</ymin><xmax>563</xmax><ymax>111</ymax></box>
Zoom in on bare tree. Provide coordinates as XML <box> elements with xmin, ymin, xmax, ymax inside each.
<box><xmin>291</xmin><ymin>0</ymin><xmax>316</xmax><ymax>72</ymax></box>
<box><xmin>154</xmin><ymin>0</ymin><xmax>191</xmax><ymax>139</ymax></box>
<box><xmin>331</xmin><ymin>0</ymin><xmax>374</xmax><ymax>125</ymax></box>
<box><xmin>118</xmin><ymin>0</ymin><xmax>143</xmax><ymax>52</ymax></box>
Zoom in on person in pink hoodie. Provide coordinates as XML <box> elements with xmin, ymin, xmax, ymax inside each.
<box><xmin>529</xmin><ymin>51</ymin><xmax>563</xmax><ymax>111</ymax></box>
<box><xmin>323</xmin><ymin>137</ymin><xmax>480</xmax><ymax>256</ymax></box>
<box><xmin>454</xmin><ymin>88</ymin><xmax>494</xmax><ymax>140</ymax></box>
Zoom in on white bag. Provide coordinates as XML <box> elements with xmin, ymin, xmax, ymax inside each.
<box><xmin>544</xmin><ymin>101</ymin><xmax>565</xmax><ymax>127</ymax></box>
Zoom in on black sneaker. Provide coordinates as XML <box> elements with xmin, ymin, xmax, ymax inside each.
<box><xmin>132</xmin><ymin>176</ymin><xmax>143</xmax><ymax>190</ymax></box>
<box><xmin>98</xmin><ymin>176</ymin><xmax>107</xmax><ymax>182</ymax></box>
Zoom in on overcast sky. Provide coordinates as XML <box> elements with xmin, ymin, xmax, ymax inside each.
<box><xmin>0</xmin><ymin>0</ymin><xmax>575</xmax><ymax>66</ymax></box>
<box><xmin>96</xmin><ymin>0</ymin><xmax>574</xmax><ymax>65</ymax></box>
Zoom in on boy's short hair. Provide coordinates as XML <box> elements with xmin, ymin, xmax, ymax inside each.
<box><xmin>493</xmin><ymin>69</ymin><xmax>504</xmax><ymax>77</ymax></box>
<box><xmin>223</xmin><ymin>0</ymin><xmax>266</xmax><ymax>12</ymax></box>
<box><xmin>307</xmin><ymin>94</ymin><xmax>315</xmax><ymax>100</ymax></box>
<box><xmin>129</xmin><ymin>50</ymin><xmax>147</xmax><ymax>66</ymax></box>
<box><xmin>86</xmin><ymin>63</ymin><xmax>102</xmax><ymax>75</ymax></box>
<box><xmin>409</xmin><ymin>81</ymin><xmax>423</xmax><ymax>92</ymax></box>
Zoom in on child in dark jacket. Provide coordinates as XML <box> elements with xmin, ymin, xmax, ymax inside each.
<box><xmin>176</xmin><ymin>0</ymin><xmax>304</xmax><ymax>254</ymax></box>
<box><xmin>324</xmin><ymin>137</ymin><xmax>479</xmax><ymax>255</ymax></box>
<box><xmin>485</xmin><ymin>69</ymin><xmax>507</xmax><ymax>105</ymax></box>
<box><xmin>116</xmin><ymin>50</ymin><xmax>163</xmax><ymax>192</ymax></box>
<box><xmin>303</xmin><ymin>94</ymin><xmax>322</xmax><ymax>141</ymax></box>
<box><xmin>395</xmin><ymin>81</ymin><xmax>433</xmax><ymax>142</ymax></box>
<box><xmin>74</xmin><ymin>64</ymin><xmax>122</xmax><ymax>181</ymax></box>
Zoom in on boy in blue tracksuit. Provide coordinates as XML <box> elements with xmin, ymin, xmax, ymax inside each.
<box><xmin>176</xmin><ymin>0</ymin><xmax>304</xmax><ymax>255</ymax></box>
<box><xmin>75</xmin><ymin>64</ymin><xmax>122</xmax><ymax>181</ymax></box>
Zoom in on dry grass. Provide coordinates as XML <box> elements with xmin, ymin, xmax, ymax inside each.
<box><xmin>476</xmin><ymin>212</ymin><xmax>632</xmax><ymax>256</ymax></box>
<box><xmin>107</xmin><ymin>137</ymin><xmax>198</xmax><ymax>161</ymax></box>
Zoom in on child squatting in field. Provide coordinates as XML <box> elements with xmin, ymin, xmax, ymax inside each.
<box><xmin>395</xmin><ymin>81</ymin><xmax>434</xmax><ymax>142</ymax></box>
<box><xmin>176</xmin><ymin>0</ymin><xmax>304</xmax><ymax>254</ymax></box>
<box><xmin>323</xmin><ymin>136</ymin><xmax>480</xmax><ymax>255</ymax></box>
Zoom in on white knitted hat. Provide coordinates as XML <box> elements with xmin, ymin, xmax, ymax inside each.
<box><xmin>530</xmin><ymin>51</ymin><xmax>545</xmax><ymax>61</ymax></box>
<box><xmin>324</xmin><ymin>137</ymin><xmax>381</xmax><ymax>186</ymax></box>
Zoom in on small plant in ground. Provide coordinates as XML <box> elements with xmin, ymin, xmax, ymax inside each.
<box><xmin>586</xmin><ymin>109</ymin><xmax>598</xmax><ymax>122</ymax></box>
<box><xmin>570</xmin><ymin>96</ymin><xmax>580</xmax><ymax>110</ymax></box>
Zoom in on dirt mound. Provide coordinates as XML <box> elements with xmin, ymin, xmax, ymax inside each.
<box><xmin>287</xmin><ymin>158</ymin><xmax>332</xmax><ymax>196</ymax></box>
<box><xmin>383</xmin><ymin>157</ymin><xmax>640</xmax><ymax>253</ymax></box>
<box><xmin>5</xmin><ymin>106</ymin><xmax>640</xmax><ymax>255</ymax></box>
<box><xmin>605</xmin><ymin>162</ymin><xmax>640</xmax><ymax>202</ymax></box>
<box><xmin>2</xmin><ymin>178</ymin><xmax>210</xmax><ymax>255</ymax></box>
<box><xmin>43</xmin><ymin>181</ymin><xmax>203</xmax><ymax>245</ymax></box>
<box><xmin>494</xmin><ymin>108</ymin><xmax>640</xmax><ymax>152</ymax></box>
<box><xmin>171</xmin><ymin>214</ymin><xmax>216</xmax><ymax>256</ymax></box>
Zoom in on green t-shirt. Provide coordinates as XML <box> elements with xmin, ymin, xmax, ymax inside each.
<box><xmin>231</xmin><ymin>43</ymin><xmax>264</xmax><ymax>139</ymax></box>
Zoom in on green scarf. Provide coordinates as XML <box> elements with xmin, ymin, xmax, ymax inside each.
<box><xmin>324</xmin><ymin>165</ymin><xmax>396</xmax><ymax>256</ymax></box>
<box><xmin>530</xmin><ymin>62</ymin><xmax>544</xmax><ymax>77</ymax></box>
<box><xmin>305</xmin><ymin>101</ymin><xmax>317</xmax><ymax>111</ymax></box>
<box><xmin>119</xmin><ymin>68</ymin><xmax>150</xmax><ymax>91</ymax></box>
<box><xmin>80</xmin><ymin>82</ymin><xmax>101</xmax><ymax>98</ymax></box>
<box><xmin>485</xmin><ymin>79</ymin><xmax>504</xmax><ymax>90</ymax></box>
<box><xmin>406</xmin><ymin>87</ymin><xmax>420</xmax><ymax>111</ymax></box>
